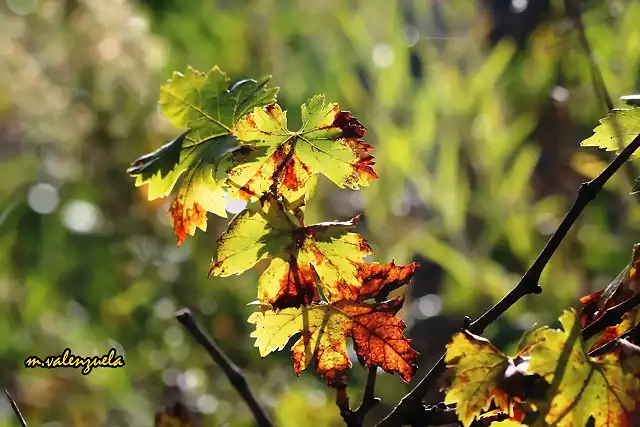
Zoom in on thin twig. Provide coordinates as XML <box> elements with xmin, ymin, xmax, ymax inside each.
<box><xmin>175</xmin><ymin>309</ymin><xmax>273</xmax><ymax>427</ymax></box>
<box><xmin>4</xmin><ymin>389</ymin><xmax>28</xmax><ymax>427</ymax></box>
<box><xmin>582</xmin><ymin>294</ymin><xmax>640</xmax><ymax>341</ymax></box>
<box><xmin>341</xmin><ymin>367</ymin><xmax>381</xmax><ymax>426</ymax></box>
<box><xmin>377</xmin><ymin>134</ymin><xmax>640</xmax><ymax>427</ymax></box>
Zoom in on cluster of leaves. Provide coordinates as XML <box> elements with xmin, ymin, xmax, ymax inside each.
<box><xmin>128</xmin><ymin>66</ymin><xmax>420</xmax><ymax>386</ymax></box>
<box><xmin>441</xmin><ymin>104</ymin><xmax>640</xmax><ymax>427</ymax></box>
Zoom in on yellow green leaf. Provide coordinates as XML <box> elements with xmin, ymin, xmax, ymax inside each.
<box><xmin>247</xmin><ymin>297</ymin><xmax>417</xmax><ymax>385</ymax></box>
<box><xmin>128</xmin><ymin>66</ymin><xmax>278</xmax><ymax>245</ymax></box>
<box><xmin>226</xmin><ymin>94</ymin><xmax>377</xmax><ymax>202</ymax></box>
<box><xmin>159</xmin><ymin>66</ymin><xmax>278</xmax><ymax>146</ymax></box>
<box><xmin>442</xmin><ymin>331</ymin><xmax>518</xmax><ymax>427</ymax></box>
<box><xmin>581</xmin><ymin>108</ymin><xmax>640</xmax><ymax>160</ymax></box>
<box><xmin>518</xmin><ymin>309</ymin><xmax>640</xmax><ymax>427</ymax></box>
<box><xmin>209</xmin><ymin>195</ymin><xmax>373</xmax><ymax>308</ymax></box>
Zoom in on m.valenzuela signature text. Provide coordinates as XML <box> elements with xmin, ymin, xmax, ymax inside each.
<box><xmin>24</xmin><ymin>348</ymin><xmax>125</xmax><ymax>375</ymax></box>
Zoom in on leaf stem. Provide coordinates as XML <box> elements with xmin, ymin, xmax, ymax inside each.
<box><xmin>376</xmin><ymin>133</ymin><xmax>640</xmax><ymax>427</ymax></box>
<box><xmin>175</xmin><ymin>309</ymin><xmax>273</xmax><ymax>427</ymax></box>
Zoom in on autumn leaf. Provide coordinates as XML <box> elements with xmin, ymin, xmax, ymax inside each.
<box><xmin>358</xmin><ymin>261</ymin><xmax>419</xmax><ymax>301</ymax></box>
<box><xmin>518</xmin><ymin>309</ymin><xmax>640</xmax><ymax>427</ymax></box>
<box><xmin>442</xmin><ymin>332</ymin><xmax>525</xmax><ymax>427</ymax></box>
<box><xmin>247</xmin><ymin>297</ymin><xmax>417</xmax><ymax>385</ymax></box>
<box><xmin>580</xmin><ymin>244</ymin><xmax>640</xmax><ymax>349</ymax></box>
<box><xmin>581</xmin><ymin>108</ymin><xmax>640</xmax><ymax>160</ymax></box>
<box><xmin>209</xmin><ymin>195</ymin><xmax>373</xmax><ymax>308</ymax></box>
<box><xmin>226</xmin><ymin>94</ymin><xmax>377</xmax><ymax>202</ymax></box>
<box><xmin>128</xmin><ymin>66</ymin><xmax>278</xmax><ymax>245</ymax></box>
<box><xmin>154</xmin><ymin>402</ymin><xmax>191</xmax><ymax>427</ymax></box>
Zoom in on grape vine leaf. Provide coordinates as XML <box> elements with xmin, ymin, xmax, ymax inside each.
<box><xmin>209</xmin><ymin>195</ymin><xmax>373</xmax><ymax>308</ymax></box>
<box><xmin>154</xmin><ymin>403</ymin><xmax>191</xmax><ymax>427</ymax></box>
<box><xmin>580</xmin><ymin>244</ymin><xmax>640</xmax><ymax>349</ymax></box>
<box><xmin>358</xmin><ymin>261</ymin><xmax>419</xmax><ymax>301</ymax></box>
<box><xmin>518</xmin><ymin>309</ymin><xmax>640</xmax><ymax>427</ymax></box>
<box><xmin>581</xmin><ymin>108</ymin><xmax>640</xmax><ymax>160</ymax></box>
<box><xmin>247</xmin><ymin>296</ymin><xmax>417</xmax><ymax>385</ymax></box>
<box><xmin>226</xmin><ymin>94</ymin><xmax>378</xmax><ymax>202</ymax></box>
<box><xmin>442</xmin><ymin>331</ymin><xmax>525</xmax><ymax>427</ymax></box>
<box><xmin>128</xmin><ymin>66</ymin><xmax>278</xmax><ymax>245</ymax></box>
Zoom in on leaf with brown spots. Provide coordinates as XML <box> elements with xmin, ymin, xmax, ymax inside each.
<box><xmin>226</xmin><ymin>94</ymin><xmax>378</xmax><ymax>203</ymax></box>
<box><xmin>580</xmin><ymin>244</ymin><xmax>640</xmax><ymax>349</ymax></box>
<box><xmin>518</xmin><ymin>309</ymin><xmax>640</xmax><ymax>427</ymax></box>
<box><xmin>442</xmin><ymin>332</ymin><xmax>527</xmax><ymax>427</ymax></box>
<box><xmin>247</xmin><ymin>297</ymin><xmax>417</xmax><ymax>386</ymax></box>
<box><xmin>154</xmin><ymin>402</ymin><xmax>191</xmax><ymax>427</ymax></box>
<box><xmin>209</xmin><ymin>195</ymin><xmax>374</xmax><ymax>308</ymax></box>
<box><xmin>358</xmin><ymin>261</ymin><xmax>419</xmax><ymax>301</ymax></box>
<box><xmin>128</xmin><ymin>66</ymin><xmax>278</xmax><ymax>245</ymax></box>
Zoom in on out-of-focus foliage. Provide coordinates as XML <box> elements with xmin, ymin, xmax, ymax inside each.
<box><xmin>2</xmin><ymin>0</ymin><xmax>640</xmax><ymax>425</ymax></box>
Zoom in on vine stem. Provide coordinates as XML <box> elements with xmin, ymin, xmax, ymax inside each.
<box><xmin>175</xmin><ymin>309</ymin><xmax>273</xmax><ymax>427</ymax></box>
<box><xmin>377</xmin><ymin>134</ymin><xmax>640</xmax><ymax>426</ymax></box>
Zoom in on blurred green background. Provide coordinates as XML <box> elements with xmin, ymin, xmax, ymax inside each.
<box><xmin>1</xmin><ymin>0</ymin><xmax>640</xmax><ymax>426</ymax></box>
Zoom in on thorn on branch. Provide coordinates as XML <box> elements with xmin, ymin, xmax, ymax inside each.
<box><xmin>175</xmin><ymin>308</ymin><xmax>273</xmax><ymax>427</ymax></box>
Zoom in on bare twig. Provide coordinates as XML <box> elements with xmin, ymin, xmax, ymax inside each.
<box><xmin>377</xmin><ymin>134</ymin><xmax>640</xmax><ymax>426</ymax></box>
<box><xmin>175</xmin><ymin>308</ymin><xmax>273</xmax><ymax>427</ymax></box>
<box><xmin>4</xmin><ymin>389</ymin><xmax>28</xmax><ymax>427</ymax></box>
<box><xmin>340</xmin><ymin>367</ymin><xmax>381</xmax><ymax>426</ymax></box>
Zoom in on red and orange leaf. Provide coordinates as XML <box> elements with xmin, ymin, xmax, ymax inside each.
<box><xmin>580</xmin><ymin>244</ymin><xmax>640</xmax><ymax>327</ymax></box>
<box><xmin>210</xmin><ymin>195</ymin><xmax>373</xmax><ymax>308</ymax></box>
<box><xmin>247</xmin><ymin>297</ymin><xmax>417</xmax><ymax>386</ymax></box>
<box><xmin>591</xmin><ymin>307</ymin><xmax>640</xmax><ymax>352</ymax></box>
<box><xmin>227</xmin><ymin>94</ymin><xmax>378</xmax><ymax>203</ymax></box>
<box><xmin>358</xmin><ymin>261</ymin><xmax>419</xmax><ymax>300</ymax></box>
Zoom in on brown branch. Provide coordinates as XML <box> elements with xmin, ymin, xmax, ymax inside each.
<box><xmin>340</xmin><ymin>367</ymin><xmax>381</xmax><ymax>426</ymax></box>
<box><xmin>4</xmin><ymin>389</ymin><xmax>28</xmax><ymax>427</ymax></box>
<box><xmin>377</xmin><ymin>133</ymin><xmax>640</xmax><ymax>427</ymax></box>
<box><xmin>175</xmin><ymin>308</ymin><xmax>273</xmax><ymax>427</ymax></box>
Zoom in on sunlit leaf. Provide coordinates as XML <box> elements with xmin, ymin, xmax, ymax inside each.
<box><xmin>247</xmin><ymin>297</ymin><xmax>417</xmax><ymax>385</ymax></box>
<box><xmin>209</xmin><ymin>195</ymin><xmax>373</xmax><ymax>308</ymax></box>
<box><xmin>442</xmin><ymin>331</ymin><xmax>524</xmax><ymax>427</ymax></box>
<box><xmin>358</xmin><ymin>260</ymin><xmax>419</xmax><ymax>301</ymax></box>
<box><xmin>581</xmin><ymin>108</ymin><xmax>640</xmax><ymax>160</ymax></box>
<box><xmin>226</xmin><ymin>94</ymin><xmax>378</xmax><ymax>202</ymax></box>
<box><xmin>518</xmin><ymin>310</ymin><xmax>640</xmax><ymax>427</ymax></box>
<box><xmin>160</xmin><ymin>66</ymin><xmax>278</xmax><ymax>146</ymax></box>
<box><xmin>128</xmin><ymin>66</ymin><xmax>278</xmax><ymax>245</ymax></box>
